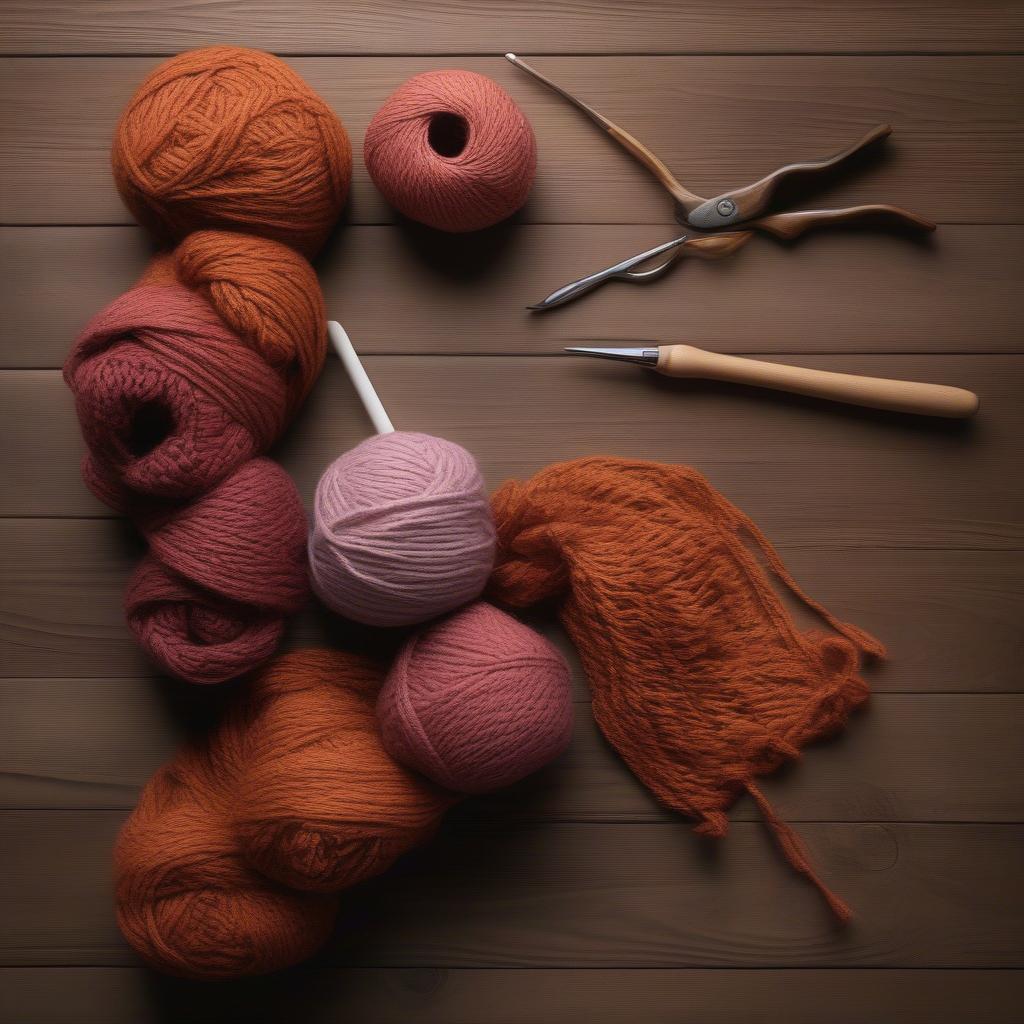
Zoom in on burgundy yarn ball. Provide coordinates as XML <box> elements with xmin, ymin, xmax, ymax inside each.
<box><xmin>377</xmin><ymin>602</ymin><xmax>573</xmax><ymax>794</ymax></box>
<box><xmin>364</xmin><ymin>70</ymin><xmax>536</xmax><ymax>233</ymax></box>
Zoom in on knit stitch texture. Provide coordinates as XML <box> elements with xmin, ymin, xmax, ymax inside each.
<box><xmin>64</xmin><ymin>235</ymin><xmax>323</xmax><ymax>683</ymax></box>
<box><xmin>489</xmin><ymin>457</ymin><xmax>886</xmax><ymax>921</ymax></box>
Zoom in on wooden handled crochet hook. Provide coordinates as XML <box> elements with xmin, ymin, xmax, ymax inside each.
<box><xmin>567</xmin><ymin>345</ymin><xmax>979</xmax><ymax>418</ymax></box>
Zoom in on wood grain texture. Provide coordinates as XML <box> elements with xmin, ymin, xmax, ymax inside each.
<box><xmin>2</xmin><ymin>4</ymin><xmax>1022</xmax><ymax>1017</ymax></box>
<box><xmin>2</xmin><ymin>678</ymin><xmax>1021</xmax><ymax>823</ymax></box>
<box><xmin>1</xmin><ymin>811</ymin><xmax>1020</xmax><ymax>967</ymax></box>
<box><xmin>4</xmin><ymin>1</ymin><xmax>1023</xmax><ymax>55</ymax></box>
<box><xmin>2</xmin><ymin>357</ymin><xmax>1018</xmax><ymax>548</ymax></box>
<box><xmin>2</xmin><ymin>57</ymin><xmax>1021</xmax><ymax>226</ymax></box>
<box><xmin>5</xmin><ymin>224</ymin><xmax>1023</xmax><ymax>365</ymax></box>
<box><xmin>3</xmin><ymin>967</ymin><xmax>1022</xmax><ymax>1024</ymax></box>
<box><xmin>3</xmin><ymin>519</ymin><xmax>1021</xmax><ymax>689</ymax></box>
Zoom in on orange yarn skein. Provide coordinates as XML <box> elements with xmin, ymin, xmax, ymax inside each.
<box><xmin>115</xmin><ymin>650</ymin><xmax>453</xmax><ymax>979</ymax></box>
<box><xmin>233</xmin><ymin>650</ymin><xmax>454</xmax><ymax>893</ymax></box>
<box><xmin>112</xmin><ymin>46</ymin><xmax>351</xmax><ymax>258</ymax></box>
<box><xmin>489</xmin><ymin>457</ymin><xmax>885</xmax><ymax>922</ymax></box>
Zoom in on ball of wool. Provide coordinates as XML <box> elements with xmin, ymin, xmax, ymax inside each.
<box><xmin>308</xmin><ymin>432</ymin><xmax>497</xmax><ymax>628</ymax></box>
<box><xmin>125</xmin><ymin>458</ymin><xmax>310</xmax><ymax>685</ymax></box>
<box><xmin>364</xmin><ymin>69</ymin><xmax>536</xmax><ymax>232</ymax></box>
<box><xmin>112</xmin><ymin>46</ymin><xmax>351</xmax><ymax>257</ymax></box>
<box><xmin>233</xmin><ymin>649</ymin><xmax>454</xmax><ymax>892</ymax></box>
<box><xmin>65</xmin><ymin>228</ymin><xmax>327</xmax><ymax>509</ymax></box>
<box><xmin>115</xmin><ymin>649</ymin><xmax>452</xmax><ymax>978</ymax></box>
<box><xmin>377</xmin><ymin>602</ymin><xmax>573</xmax><ymax>793</ymax></box>
<box><xmin>65</xmin><ymin>282</ymin><xmax>287</xmax><ymax>509</ymax></box>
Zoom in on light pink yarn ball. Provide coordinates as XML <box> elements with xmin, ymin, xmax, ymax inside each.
<box><xmin>309</xmin><ymin>432</ymin><xmax>496</xmax><ymax>627</ymax></box>
<box><xmin>364</xmin><ymin>70</ymin><xmax>536</xmax><ymax>232</ymax></box>
<box><xmin>377</xmin><ymin>602</ymin><xmax>574</xmax><ymax>793</ymax></box>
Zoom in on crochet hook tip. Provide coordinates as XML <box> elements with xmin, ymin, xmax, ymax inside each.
<box><xmin>565</xmin><ymin>346</ymin><xmax>660</xmax><ymax>365</ymax></box>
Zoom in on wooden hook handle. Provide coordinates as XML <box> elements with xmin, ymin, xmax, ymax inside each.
<box><xmin>657</xmin><ymin>346</ymin><xmax>979</xmax><ymax>418</ymax></box>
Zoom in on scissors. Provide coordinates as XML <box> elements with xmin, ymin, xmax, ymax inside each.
<box><xmin>506</xmin><ymin>54</ymin><xmax>936</xmax><ymax>310</ymax></box>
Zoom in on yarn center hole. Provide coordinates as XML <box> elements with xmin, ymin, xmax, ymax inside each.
<box><xmin>427</xmin><ymin>112</ymin><xmax>469</xmax><ymax>158</ymax></box>
<box><xmin>126</xmin><ymin>400</ymin><xmax>175</xmax><ymax>457</ymax></box>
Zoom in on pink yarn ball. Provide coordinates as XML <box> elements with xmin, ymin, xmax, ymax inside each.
<box><xmin>308</xmin><ymin>432</ymin><xmax>496</xmax><ymax>627</ymax></box>
<box><xmin>364</xmin><ymin>70</ymin><xmax>536</xmax><ymax>232</ymax></box>
<box><xmin>377</xmin><ymin>602</ymin><xmax>573</xmax><ymax>793</ymax></box>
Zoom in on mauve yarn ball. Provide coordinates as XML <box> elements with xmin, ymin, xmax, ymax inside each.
<box><xmin>364</xmin><ymin>69</ymin><xmax>536</xmax><ymax>232</ymax></box>
<box><xmin>309</xmin><ymin>432</ymin><xmax>496</xmax><ymax>627</ymax></box>
<box><xmin>377</xmin><ymin>602</ymin><xmax>573</xmax><ymax>793</ymax></box>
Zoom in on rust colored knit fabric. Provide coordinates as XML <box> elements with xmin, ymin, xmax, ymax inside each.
<box><xmin>489</xmin><ymin>457</ymin><xmax>885</xmax><ymax>921</ymax></box>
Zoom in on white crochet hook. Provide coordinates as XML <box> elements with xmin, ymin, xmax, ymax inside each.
<box><xmin>328</xmin><ymin>321</ymin><xmax>395</xmax><ymax>434</ymax></box>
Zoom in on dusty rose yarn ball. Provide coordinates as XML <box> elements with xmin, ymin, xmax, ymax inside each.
<box><xmin>308</xmin><ymin>432</ymin><xmax>496</xmax><ymax>627</ymax></box>
<box><xmin>364</xmin><ymin>69</ymin><xmax>536</xmax><ymax>232</ymax></box>
<box><xmin>377</xmin><ymin>602</ymin><xmax>573</xmax><ymax>793</ymax></box>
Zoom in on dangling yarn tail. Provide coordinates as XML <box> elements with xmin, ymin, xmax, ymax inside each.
<box><xmin>745</xmin><ymin>780</ymin><xmax>851</xmax><ymax>924</ymax></box>
<box><xmin>727</xmin><ymin>499</ymin><xmax>886</xmax><ymax>659</ymax></box>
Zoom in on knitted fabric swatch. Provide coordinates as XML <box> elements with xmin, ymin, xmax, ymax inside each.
<box><xmin>489</xmin><ymin>457</ymin><xmax>885</xmax><ymax>921</ymax></box>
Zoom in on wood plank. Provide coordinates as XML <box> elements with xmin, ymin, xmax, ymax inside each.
<box><xmin>2</xmin><ymin>676</ymin><xmax>1021</xmax><ymax>821</ymax></box>
<box><xmin>3</xmin><ymin>515</ymin><xmax>1021</xmax><ymax>689</ymax></box>
<box><xmin>4</xmin><ymin>1</ymin><xmax>1023</xmax><ymax>56</ymax></box>
<box><xmin>1</xmin><ymin>812</ymin><xmax>1020</xmax><ymax>967</ymax></box>
<box><xmin>2</xmin><ymin>967</ymin><xmax>1021</xmax><ymax>1024</ymax></box>
<box><xmin>1</xmin><ymin>357</ymin><xmax>1019</xmax><ymax>550</ymax></box>
<box><xmin>5</xmin><ymin>224</ymin><xmax>1023</xmax><ymax>365</ymax></box>
<box><xmin>2</xmin><ymin>57</ymin><xmax>1021</xmax><ymax>226</ymax></box>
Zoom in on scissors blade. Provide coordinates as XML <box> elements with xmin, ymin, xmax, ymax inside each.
<box><xmin>528</xmin><ymin>235</ymin><xmax>689</xmax><ymax>311</ymax></box>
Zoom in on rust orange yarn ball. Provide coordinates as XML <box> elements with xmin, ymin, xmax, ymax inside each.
<box><xmin>112</xmin><ymin>46</ymin><xmax>351</xmax><ymax>257</ymax></box>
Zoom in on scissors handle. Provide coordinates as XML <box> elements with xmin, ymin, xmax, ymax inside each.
<box><xmin>750</xmin><ymin>204</ymin><xmax>937</xmax><ymax>240</ymax></box>
<box><xmin>505</xmin><ymin>53</ymin><xmax>704</xmax><ymax>211</ymax></box>
<box><xmin>686</xmin><ymin>124</ymin><xmax>894</xmax><ymax>230</ymax></box>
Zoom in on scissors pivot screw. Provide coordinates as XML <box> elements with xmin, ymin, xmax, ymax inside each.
<box><xmin>716</xmin><ymin>199</ymin><xmax>736</xmax><ymax>216</ymax></box>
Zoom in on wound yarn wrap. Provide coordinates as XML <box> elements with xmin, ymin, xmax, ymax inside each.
<box><xmin>309</xmin><ymin>432</ymin><xmax>497</xmax><ymax>627</ymax></box>
<box><xmin>112</xmin><ymin>46</ymin><xmax>351</xmax><ymax>258</ymax></box>
<box><xmin>124</xmin><ymin>458</ymin><xmax>308</xmax><ymax>685</ymax></box>
<box><xmin>139</xmin><ymin>230</ymin><xmax>327</xmax><ymax>416</ymax></box>
<box><xmin>364</xmin><ymin>70</ymin><xmax>536</xmax><ymax>232</ymax></box>
<box><xmin>488</xmin><ymin>457</ymin><xmax>886</xmax><ymax>923</ymax></box>
<box><xmin>378</xmin><ymin>601</ymin><xmax>573</xmax><ymax>793</ymax></box>
<box><xmin>115</xmin><ymin>649</ymin><xmax>455</xmax><ymax>978</ymax></box>
<box><xmin>65</xmin><ymin>233</ymin><xmax>325</xmax><ymax>682</ymax></box>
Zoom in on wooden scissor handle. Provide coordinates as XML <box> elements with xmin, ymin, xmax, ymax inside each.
<box><xmin>750</xmin><ymin>204</ymin><xmax>937</xmax><ymax>240</ymax></box>
<box><xmin>686</xmin><ymin>124</ymin><xmax>894</xmax><ymax>229</ymax></box>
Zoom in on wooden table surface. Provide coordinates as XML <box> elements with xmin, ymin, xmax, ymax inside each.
<box><xmin>1</xmin><ymin>3</ymin><xmax>1022</xmax><ymax>1021</ymax></box>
